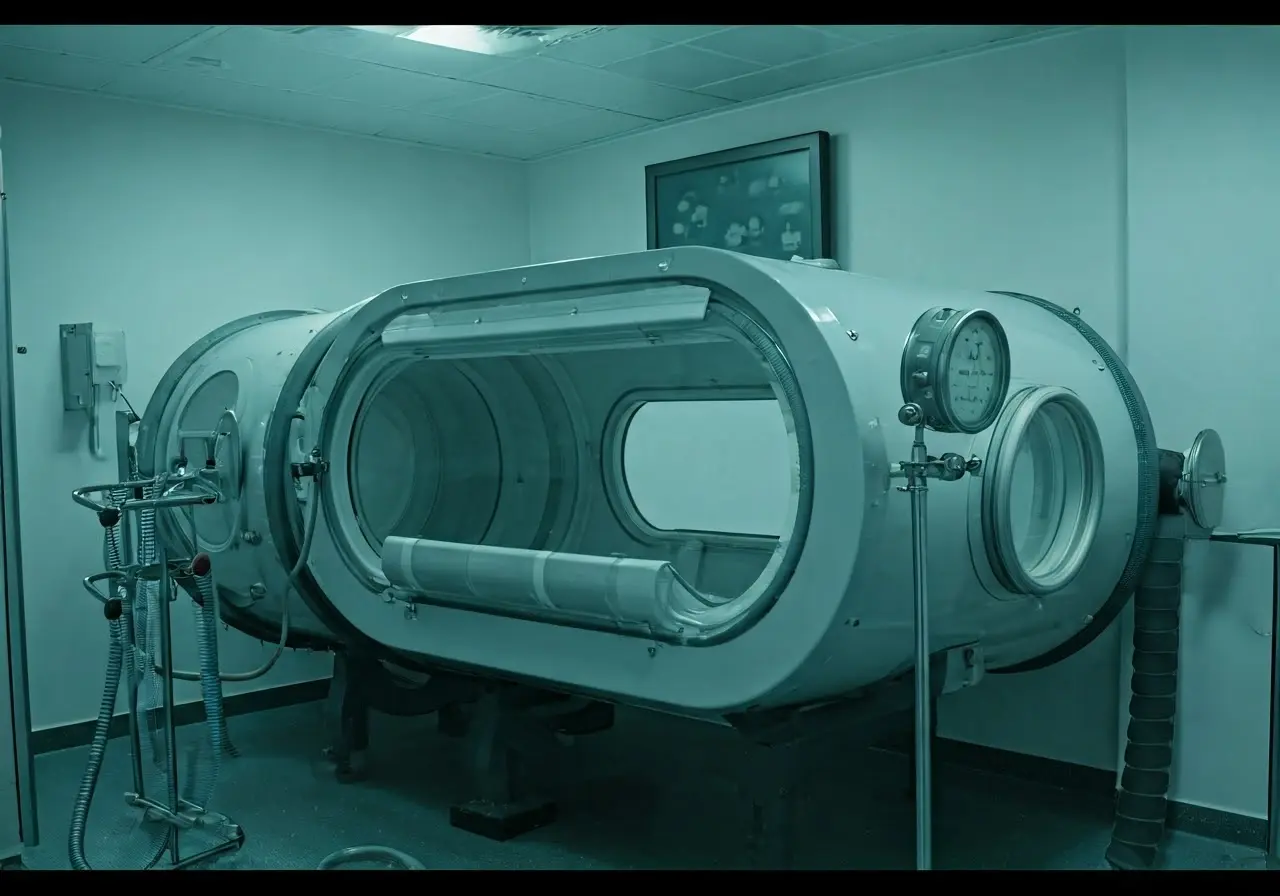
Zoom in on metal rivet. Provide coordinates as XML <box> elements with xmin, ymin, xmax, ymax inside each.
<box><xmin>658</xmin><ymin>261</ymin><xmax>670</xmax><ymax>272</ymax></box>
<box><xmin>1072</xmin><ymin>307</ymin><xmax>1082</xmax><ymax>315</ymax></box>
<box><xmin>846</xmin><ymin>329</ymin><xmax>858</xmax><ymax>341</ymax></box>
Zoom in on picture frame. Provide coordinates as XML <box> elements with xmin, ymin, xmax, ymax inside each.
<box><xmin>645</xmin><ymin>131</ymin><xmax>833</xmax><ymax>263</ymax></box>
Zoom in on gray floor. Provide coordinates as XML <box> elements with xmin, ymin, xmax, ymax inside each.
<box><xmin>21</xmin><ymin>700</ymin><xmax>1268</xmax><ymax>870</ymax></box>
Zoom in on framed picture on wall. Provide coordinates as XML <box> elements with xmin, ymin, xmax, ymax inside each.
<box><xmin>645</xmin><ymin>131</ymin><xmax>833</xmax><ymax>263</ymax></box>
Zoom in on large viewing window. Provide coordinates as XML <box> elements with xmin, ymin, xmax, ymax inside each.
<box><xmin>620</xmin><ymin>399</ymin><xmax>791</xmax><ymax>538</ymax></box>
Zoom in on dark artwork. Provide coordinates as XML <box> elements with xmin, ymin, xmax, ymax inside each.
<box><xmin>646</xmin><ymin>132</ymin><xmax>831</xmax><ymax>263</ymax></box>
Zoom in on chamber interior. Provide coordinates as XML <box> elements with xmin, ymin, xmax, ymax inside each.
<box><xmin>334</xmin><ymin>297</ymin><xmax>806</xmax><ymax>642</ymax></box>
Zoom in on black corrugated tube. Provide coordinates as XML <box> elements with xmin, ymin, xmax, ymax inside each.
<box><xmin>1107</xmin><ymin>531</ymin><xmax>1184</xmax><ymax>870</ymax></box>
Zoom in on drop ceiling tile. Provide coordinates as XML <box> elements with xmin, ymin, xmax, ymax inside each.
<box><xmin>289</xmin><ymin>26</ymin><xmax>510</xmax><ymax>80</ymax></box>
<box><xmin>689</xmin><ymin>25</ymin><xmax>854</xmax><ymax>68</ymax></box>
<box><xmin>821</xmin><ymin>25</ymin><xmax>1058</xmax><ymax>67</ymax></box>
<box><xmin>700</xmin><ymin>45</ymin><xmax>888</xmax><ymax>102</ymax></box>
<box><xmin>477</xmin><ymin>57</ymin><xmax>730</xmax><ymax>120</ymax></box>
<box><xmin>518</xmin><ymin>108</ymin><xmax>653</xmax><ymax>158</ymax></box>
<box><xmin>163</xmin><ymin>27</ymin><xmax>361</xmax><ymax>93</ymax></box>
<box><xmin>253</xmin><ymin>91</ymin><xmax>399</xmax><ymax>136</ymax></box>
<box><xmin>441</xmin><ymin>92</ymin><xmax>595</xmax><ymax>132</ymax></box>
<box><xmin>0</xmin><ymin>45</ymin><xmax>121</xmax><ymax>91</ymax></box>
<box><xmin>807</xmin><ymin>25</ymin><xmax>916</xmax><ymax>45</ymax></box>
<box><xmin>315</xmin><ymin>63</ymin><xmax>470</xmax><ymax>109</ymax></box>
<box><xmin>97</xmin><ymin>65</ymin><xmax>219</xmax><ymax>104</ymax></box>
<box><xmin>410</xmin><ymin>80</ymin><xmax>501</xmax><ymax>116</ymax></box>
<box><xmin>606</xmin><ymin>44</ymin><xmax>762</xmax><ymax>91</ymax></box>
<box><xmin>0</xmin><ymin>25</ymin><xmax>211</xmax><ymax>64</ymax></box>
<box><xmin>915</xmin><ymin>24</ymin><xmax>1062</xmax><ymax>52</ymax></box>
<box><xmin>377</xmin><ymin>113</ymin><xmax>529</xmax><ymax>159</ymax></box>
<box><xmin>165</xmin><ymin>77</ymin><xmax>294</xmax><ymax>119</ymax></box>
<box><xmin>538</xmin><ymin>27</ymin><xmax>669</xmax><ymax>67</ymax></box>
<box><xmin>701</xmin><ymin>25</ymin><xmax>1062</xmax><ymax>103</ymax></box>
<box><xmin>625</xmin><ymin>26</ymin><xmax>733</xmax><ymax>44</ymax></box>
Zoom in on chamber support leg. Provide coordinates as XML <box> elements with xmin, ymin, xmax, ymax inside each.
<box><xmin>438</xmin><ymin>702</ymin><xmax>470</xmax><ymax>738</ymax></box>
<box><xmin>325</xmin><ymin>652</ymin><xmax>371</xmax><ymax>783</ymax></box>
<box><xmin>449</xmin><ymin>690</ymin><xmax>557</xmax><ymax>841</ymax></box>
<box><xmin>745</xmin><ymin>741</ymin><xmax>801</xmax><ymax>870</ymax></box>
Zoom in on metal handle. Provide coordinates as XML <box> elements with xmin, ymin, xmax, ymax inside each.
<box><xmin>71</xmin><ymin>482</ymin><xmax>217</xmax><ymax>513</ymax></box>
<box><xmin>82</xmin><ymin>571</ymin><xmax>125</xmax><ymax>605</ymax></box>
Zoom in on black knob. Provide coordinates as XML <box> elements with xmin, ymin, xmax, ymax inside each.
<box><xmin>97</xmin><ymin>507</ymin><xmax>121</xmax><ymax>528</ymax></box>
<box><xmin>104</xmin><ymin>598</ymin><xmax>123</xmax><ymax>621</ymax></box>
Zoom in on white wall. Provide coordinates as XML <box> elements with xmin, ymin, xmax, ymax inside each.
<box><xmin>1125</xmin><ymin>26</ymin><xmax>1280</xmax><ymax>819</ymax></box>
<box><xmin>0</xmin><ymin>82</ymin><xmax>530</xmax><ymax>730</ymax></box>
<box><xmin>529</xmin><ymin>28</ymin><xmax>1130</xmax><ymax>773</ymax></box>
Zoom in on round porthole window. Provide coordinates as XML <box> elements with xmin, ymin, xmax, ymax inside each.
<box><xmin>982</xmin><ymin>386</ymin><xmax>1104</xmax><ymax>596</ymax></box>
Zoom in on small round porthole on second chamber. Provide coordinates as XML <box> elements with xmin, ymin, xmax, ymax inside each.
<box><xmin>981</xmin><ymin>385</ymin><xmax>1105</xmax><ymax>597</ymax></box>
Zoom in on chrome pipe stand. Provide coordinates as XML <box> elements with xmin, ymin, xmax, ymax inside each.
<box><xmin>891</xmin><ymin>404</ymin><xmax>983</xmax><ymax>871</ymax></box>
<box><xmin>73</xmin><ymin>474</ymin><xmax>245</xmax><ymax>870</ymax></box>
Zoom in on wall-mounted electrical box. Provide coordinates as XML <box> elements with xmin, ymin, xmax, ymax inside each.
<box><xmin>59</xmin><ymin>323</ymin><xmax>94</xmax><ymax>412</ymax></box>
<box><xmin>60</xmin><ymin>323</ymin><xmax>127</xmax><ymax>412</ymax></box>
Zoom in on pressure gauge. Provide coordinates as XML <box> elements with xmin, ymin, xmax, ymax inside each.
<box><xmin>900</xmin><ymin>307</ymin><xmax>1011</xmax><ymax>434</ymax></box>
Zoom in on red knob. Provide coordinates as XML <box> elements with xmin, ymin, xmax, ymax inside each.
<box><xmin>191</xmin><ymin>553</ymin><xmax>212</xmax><ymax>577</ymax></box>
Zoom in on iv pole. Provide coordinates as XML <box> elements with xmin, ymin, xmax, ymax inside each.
<box><xmin>893</xmin><ymin>402</ymin><xmax>983</xmax><ymax>871</ymax></box>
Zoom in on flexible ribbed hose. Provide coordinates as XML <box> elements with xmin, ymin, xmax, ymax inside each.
<box><xmin>1107</xmin><ymin>533</ymin><xmax>1184</xmax><ymax>870</ymax></box>
<box><xmin>191</xmin><ymin>586</ymin><xmax>226</xmax><ymax>797</ymax></box>
<box><xmin>68</xmin><ymin>618</ymin><xmax>124</xmax><ymax>871</ymax></box>
<box><xmin>195</xmin><ymin>574</ymin><xmax>239</xmax><ymax>756</ymax></box>
<box><xmin>69</xmin><ymin>491</ymin><xmax>169</xmax><ymax>871</ymax></box>
<box><xmin>316</xmin><ymin>845</ymin><xmax>427</xmax><ymax>870</ymax></box>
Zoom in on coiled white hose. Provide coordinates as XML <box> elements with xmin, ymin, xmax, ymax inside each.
<box><xmin>163</xmin><ymin>470</ymin><xmax>323</xmax><ymax>682</ymax></box>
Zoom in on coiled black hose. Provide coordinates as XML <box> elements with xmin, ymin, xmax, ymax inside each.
<box><xmin>1107</xmin><ymin>532</ymin><xmax>1184</xmax><ymax>870</ymax></box>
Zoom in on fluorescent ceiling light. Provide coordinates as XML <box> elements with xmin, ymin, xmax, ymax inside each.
<box><xmin>349</xmin><ymin>25</ymin><xmax>603</xmax><ymax>56</ymax></box>
<box><xmin>402</xmin><ymin>26</ymin><xmax>493</xmax><ymax>53</ymax></box>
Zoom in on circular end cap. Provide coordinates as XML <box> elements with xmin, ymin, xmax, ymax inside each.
<box><xmin>1182</xmin><ymin>428</ymin><xmax>1227</xmax><ymax>530</ymax></box>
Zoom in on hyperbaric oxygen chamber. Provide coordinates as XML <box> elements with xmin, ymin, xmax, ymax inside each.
<box><xmin>136</xmin><ymin>247</ymin><xmax>1157</xmax><ymax>719</ymax></box>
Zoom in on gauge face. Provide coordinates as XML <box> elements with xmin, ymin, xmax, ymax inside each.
<box><xmin>945</xmin><ymin>315</ymin><xmax>1005</xmax><ymax>430</ymax></box>
<box><xmin>900</xmin><ymin>306</ymin><xmax>1010</xmax><ymax>434</ymax></box>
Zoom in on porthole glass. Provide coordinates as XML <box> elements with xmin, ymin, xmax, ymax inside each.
<box><xmin>984</xmin><ymin>386</ymin><xmax>1104</xmax><ymax>596</ymax></box>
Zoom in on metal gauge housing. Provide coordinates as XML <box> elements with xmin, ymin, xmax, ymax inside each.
<box><xmin>900</xmin><ymin>307</ymin><xmax>1011</xmax><ymax>434</ymax></box>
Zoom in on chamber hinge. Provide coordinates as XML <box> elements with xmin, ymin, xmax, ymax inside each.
<box><xmin>291</xmin><ymin>449</ymin><xmax>330</xmax><ymax>481</ymax></box>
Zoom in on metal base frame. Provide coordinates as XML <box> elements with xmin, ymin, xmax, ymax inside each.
<box><xmin>73</xmin><ymin>460</ymin><xmax>245</xmax><ymax>869</ymax></box>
